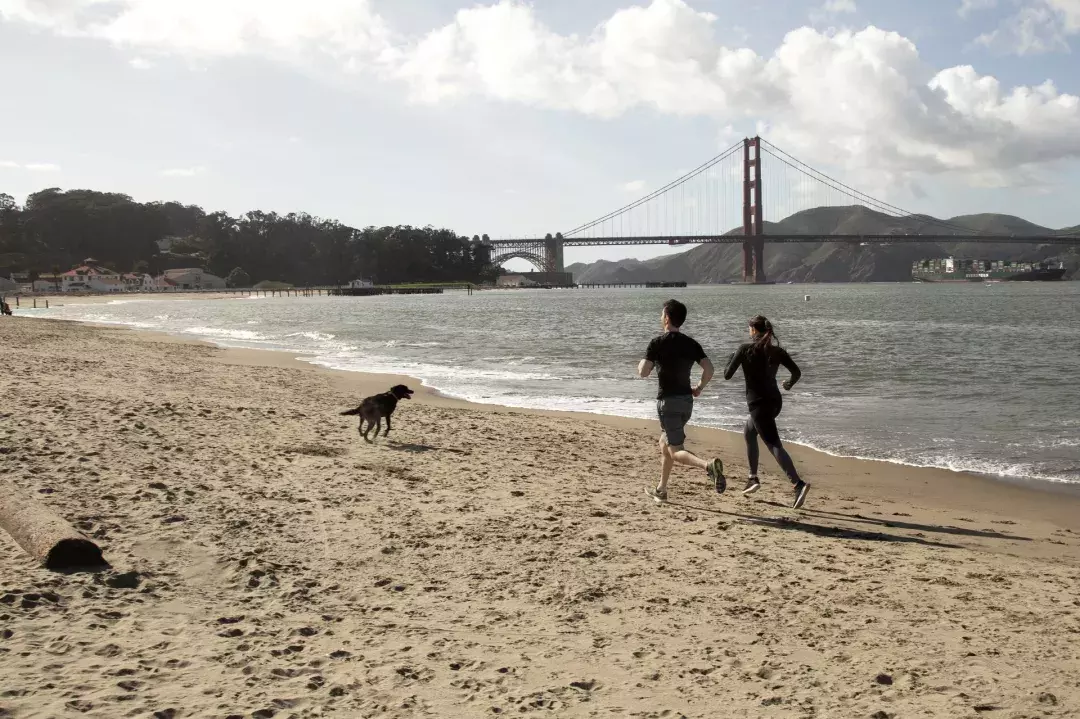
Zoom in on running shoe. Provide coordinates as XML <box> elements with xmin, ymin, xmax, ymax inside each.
<box><xmin>646</xmin><ymin>486</ymin><xmax>668</xmax><ymax>505</ymax></box>
<box><xmin>743</xmin><ymin>476</ymin><xmax>761</xmax><ymax>496</ymax></box>
<box><xmin>708</xmin><ymin>459</ymin><xmax>726</xmax><ymax>494</ymax></box>
<box><xmin>792</xmin><ymin>480</ymin><xmax>810</xmax><ymax>509</ymax></box>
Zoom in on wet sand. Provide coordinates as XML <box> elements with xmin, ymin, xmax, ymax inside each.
<box><xmin>1</xmin><ymin>317</ymin><xmax>1078</xmax><ymax>718</ymax></box>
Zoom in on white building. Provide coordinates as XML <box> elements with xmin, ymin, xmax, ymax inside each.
<box><xmin>496</xmin><ymin>274</ymin><xmax>539</xmax><ymax>288</ymax></box>
<box><xmin>31</xmin><ymin>275</ymin><xmax>63</xmax><ymax>292</ymax></box>
<box><xmin>122</xmin><ymin>273</ymin><xmax>155</xmax><ymax>291</ymax></box>
<box><xmin>60</xmin><ymin>259</ymin><xmax>124</xmax><ymax>292</ymax></box>
<box><xmin>156</xmin><ymin>268</ymin><xmax>227</xmax><ymax>290</ymax></box>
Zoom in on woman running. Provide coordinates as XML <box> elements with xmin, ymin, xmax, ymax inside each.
<box><xmin>723</xmin><ymin>315</ymin><xmax>809</xmax><ymax>509</ymax></box>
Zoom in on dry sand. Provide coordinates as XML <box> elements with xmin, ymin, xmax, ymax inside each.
<box><xmin>1</xmin><ymin>317</ymin><xmax>1079</xmax><ymax>719</ymax></box>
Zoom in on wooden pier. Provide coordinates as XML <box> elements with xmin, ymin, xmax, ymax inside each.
<box><xmin>494</xmin><ymin>280</ymin><xmax>688</xmax><ymax>290</ymax></box>
<box><xmin>328</xmin><ymin>286</ymin><xmax>446</xmax><ymax>297</ymax></box>
<box><xmin>574</xmin><ymin>281</ymin><xmax>688</xmax><ymax>289</ymax></box>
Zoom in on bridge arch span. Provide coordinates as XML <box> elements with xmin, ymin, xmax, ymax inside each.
<box><xmin>492</xmin><ymin>250</ymin><xmax>546</xmax><ymax>273</ymax></box>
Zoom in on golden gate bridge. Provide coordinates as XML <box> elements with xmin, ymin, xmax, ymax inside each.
<box><xmin>483</xmin><ymin>137</ymin><xmax>1080</xmax><ymax>283</ymax></box>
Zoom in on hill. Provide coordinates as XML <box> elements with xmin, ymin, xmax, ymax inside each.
<box><xmin>943</xmin><ymin>213</ymin><xmax>1052</xmax><ymax>235</ymax></box>
<box><xmin>567</xmin><ymin>206</ymin><xmax>1079</xmax><ymax>284</ymax></box>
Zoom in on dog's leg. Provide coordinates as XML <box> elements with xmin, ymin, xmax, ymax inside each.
<box><xmin>372</xmin><ymin>417</ymin><xmax>381</xmax><ymax>440</ymax></box>
<box><xmin>384</xmin><ymin>415</ymin><xmax>392</xmax><ymax>436</ymax></box>
<box><xmin>361</xmin><ymin>418</ymin><xmax>374</xmax><ymax>443</ymax></box>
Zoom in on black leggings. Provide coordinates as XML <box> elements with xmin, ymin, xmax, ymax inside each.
<box><xmin>744</xmin><ymin>399</ymin><xmax>802</xmax><ymax>485</ymax></box>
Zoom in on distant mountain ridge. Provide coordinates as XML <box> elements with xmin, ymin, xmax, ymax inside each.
<box><xmin>564</xmin><ymin>206</ymin><xmax>1079</xmax><ymax>284</ymax></box>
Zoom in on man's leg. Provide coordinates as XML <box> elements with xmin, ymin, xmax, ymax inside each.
<box><xmin>662</xmin><ymin>398</ymin><xmax>725</xmax><ymax>494</ymax></box>
<box><xmin>669</xmin><ymin>445</ymin><xmax>709</xmax><ymax>470</ymax></box>
<box><xmin>650</xmin><ymin>398</ymin><xmax>726</xmax><ymax>502</ymax></box>
<box><xmin>662</xmin><ymin>397</ymin><xmax>707</xmax><ymax>470</ymax></box>
<box><xmin>668</xmin><ymin>445</ymin><xmax>726</xmax><ymax>494</ymax></box>
<box><xmin>657</xmin><ymin>436</ymin><xmax>676</xmax><ymax>494</ymax></box>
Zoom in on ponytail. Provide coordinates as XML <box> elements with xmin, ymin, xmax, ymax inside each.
<box><xmin>748</xmin><ymin>315</ymin><xmax>779</xmax><ymax>355</ymax></box>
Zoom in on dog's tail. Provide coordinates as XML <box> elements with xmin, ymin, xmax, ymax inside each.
<box><xmin>340</xmin><ymin>407</ymin><xmax>363</xmax><ymax>416</ymax></box>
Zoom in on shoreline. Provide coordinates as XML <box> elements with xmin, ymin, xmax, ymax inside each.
<box><xmin>41</xmin><ymin>315</ymin><xmax>1080</xmax><ymax>532</ymax></box>
<box><xmin>4</xmin><ymin>316</ymin><xmax>1080</xmax><ymax>717</ymax></box>
<box><xmin>22</xmin><ymin>307</ymin><xmax>1080</xmax><ymax>498</ymax></box>
<box><xmin>10</xmin><ymin>315</ymin><xmax>1080</xmax><ymax>534</ymax></box>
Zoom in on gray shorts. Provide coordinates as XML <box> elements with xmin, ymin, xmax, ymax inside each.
<box><xmin>657</xmin><ymin>394</ymin><xmax>693</xmax><ymax>447</ymax></box>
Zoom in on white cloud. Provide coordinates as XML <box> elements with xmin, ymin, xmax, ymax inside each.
<box><xmin>0</xmin><ymin>160</ymin><xmax>60</xmax><ymax>171</ymax></box>
<box><xmin>958</xmin><ymin>0</ymin><xmax>997</xmax><ymax>17</ymax></box>
<box><xmin>129</xmin><ymin>56</ymin><xmax>154</xmax><ymax>69</ymax></box>
<box><xmin>393</xmin><ymin>3</ymin><xmax>1080</xmax><ymax>186</ymax></box>
<box><xmin>0</xmin><ymin>0</ymin><xmax>394</xmax><ymax>61</ymax></box>
<box><xmin>621</xmin><ymin>180</ymin><xmax>646</xmax><ymax>192</ymax></box>
<box><xmin>160</xmin><ymin>166</ymin><xmax>206</xmax><ymax>177</ymax></box>
<box><xmin>4</xmin><ymin>0</ymin><xmax>1080</xmax><ymax>188</ymax></box>
<box><xmin>822</xmin><ymin>0</ymin><xmax>857</xmax><ymax>14</ymax></box>
<box><xmin>974</xmin><ymin>0</ymin><xmax>1080</xmax><ymax>53</ymax></box>
<box><xmin>1047</xmin><ymin>0</ymin><xmax>1080</xmax><ymax>30</ymax></box>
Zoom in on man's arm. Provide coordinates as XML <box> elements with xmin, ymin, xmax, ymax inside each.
<box><xmin>638</xmin><ymin>337</ymin><xmax>658</xmax><ymax>378</ymax></box>
<box><xmin>693</xmin><ymin>357</ymin><xmax>714</xmax><ymax>397</ymax></box>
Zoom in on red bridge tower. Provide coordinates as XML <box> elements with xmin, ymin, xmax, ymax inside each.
<box><xmin>742</xmin><ymin>137</ymin><xmax>766</xmax><ymax>283</ymax></box>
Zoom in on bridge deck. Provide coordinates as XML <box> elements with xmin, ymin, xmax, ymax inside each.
<box><xmin>490</xmin><ymin>234</ymin><xmax>1080</xmax><ymax>247</ymax></box>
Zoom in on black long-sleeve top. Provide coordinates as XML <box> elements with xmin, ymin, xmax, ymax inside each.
<box><xmin>723</xmin><ymin>343</ymin><xmax>801</xmax><ymax>406</ymax></box>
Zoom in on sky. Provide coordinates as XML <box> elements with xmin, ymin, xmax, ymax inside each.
<box><xmin>2</xmin><ymin>0</ymin><xmax>1080</xmax><ymax>270</ymax></box>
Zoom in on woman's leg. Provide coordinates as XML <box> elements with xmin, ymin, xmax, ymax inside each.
<box><xmin>743</xmin><ymin>415</ymin><xmax>760</xmax><ymax>477</ymax></box>
<box><xmin>751</xmin><ymin>404</ymin><xmax>802</xmax><ymax>485</ymax></box>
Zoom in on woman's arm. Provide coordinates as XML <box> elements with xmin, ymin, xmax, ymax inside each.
<box><xmin>723</xmin><ymin>346</ymin><xmax>743</xmax><ymax>381</ymax></box>
<box><xmin>779</xmin><ymin>348</ymin><xmax>801</xmax><ymax>390</ymax></box>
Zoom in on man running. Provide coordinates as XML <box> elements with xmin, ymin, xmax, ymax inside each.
<box><xmin>638</xmin><ymin>299</ymin><xmax>725</xmax><ymax>504</ymax></box>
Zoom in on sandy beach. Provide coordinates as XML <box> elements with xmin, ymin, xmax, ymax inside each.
<box><xmin>2</xmin><ymin>317</ymin><xmax>1079</xmax><ymax>718</ymax></box>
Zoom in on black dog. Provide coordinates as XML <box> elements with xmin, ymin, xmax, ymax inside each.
<box><xmin>341</xmin><ymin>384</ymin><xmax>414</xmax><ymax>442</ymax></box>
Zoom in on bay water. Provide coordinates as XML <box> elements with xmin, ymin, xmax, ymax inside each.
<box><xmin>28</xmin><ymin>282</ymin><xmax>1080</xmax><ymax>486</ymax></box>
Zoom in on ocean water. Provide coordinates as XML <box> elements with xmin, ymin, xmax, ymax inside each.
<box><xmin>24</xmin><ymin>282</ymin><xmax>1080</xmax><ymax>486</ymax></box>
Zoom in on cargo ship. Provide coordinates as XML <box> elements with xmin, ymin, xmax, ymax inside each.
<box><xmin>911</xmin><ymin>257</ymin><xmax>1067</xmax><ymax>282</ymax></box>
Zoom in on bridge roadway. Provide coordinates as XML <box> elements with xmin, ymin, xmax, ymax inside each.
<box><xmin>491</xmin><ymin>233</ymin><xmax>1080</xmax><ymax>247</ymax></box>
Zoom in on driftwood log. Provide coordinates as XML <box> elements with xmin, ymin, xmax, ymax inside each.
<box><xmin>0</xmin><ymin>484</ymin><xmax>105</xmax><ymax>569</ymax></box>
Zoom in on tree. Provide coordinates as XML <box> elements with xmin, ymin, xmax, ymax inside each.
<box><xmin>226</xmin><ymin>267</ymin><xmax>251</xmax><ymax>288</ymax></box>
<box><xmin>0</xmin><ymin>186</ymin><xmax>500</xmax><ymax>285</ymax></box>
<box><xmin>0</xmin><ymin>194</ymin><xmax>18</xmax><ymax>255</ymax></box>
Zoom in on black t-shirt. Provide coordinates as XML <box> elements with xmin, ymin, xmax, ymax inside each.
<box><xmin>645</xmin><ymin>331</ymin><xmax>707</xmax><ymax>399</ymax></box>
<box><xmin>723</xmin><ymin>342</ymin><xmax>801</xmax><ymax>407</ymax></box>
